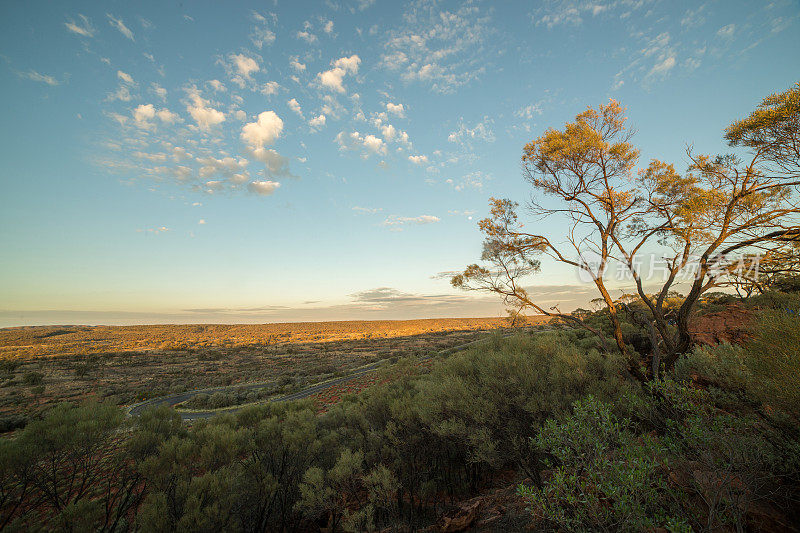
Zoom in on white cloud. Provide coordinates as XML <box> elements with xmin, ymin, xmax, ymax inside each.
<box><xmin>290</xmin><ymin>57</ymin><xmax>306</xmax><ymax>71</ymax></box>
<box><xmin>446</xmin><ymin>170</ymin><xmax>489</xmax><ymax>191</ymax></box>
<box><xmin>317</xmin><ymin>54</ymin><xmax>361</xmax><ymax>93</ymax></box>
<box><xmin>107</xmin><ymin>14</ymin><xmax>134</xmax><ymax>40</ymax></box>
<box><xmin>247</xmin><ymin>148</ymin><xmax>292</xmax><ymax>176</ymax></box>
<box><xmin>197</xmin><ymin>156</ymin><xmax>248</xmax><ymax>178</ymax></box>
<box><xmin>352</xmin><ymin>206</ymin><xmax>382</xmax><ymax>214</ymax></box>
<box><xmin>250</xmin><ymin>11</ymin><xmax>276</xmax><ymax>48</ymax></box>
<box><xmin>65</xmin><ymin>15</ymin><xmax>94</xmax><ymax>37</ymax></box>
<box><xmin>233</xmin><ymin>54</ymin><xmax>259</xmax><ymax>78</ymax></box>
<box><xmin>248</xmin><ymin>180</ymin><xmax>281</xmax><ymax>195</ymax></box>
<box><xmin>717</xmin><ymin>24</ymin><xmax>736</xmax><ymax>39</ymax></box>
<box><xmin>335</xmin><ymin>130</ymin><xmax>387</xmax><ymax>156</ymax></box>
<box><xmin>198</xmin><ymin>219</ymin><xmax>206</xmax><ymax>225</ymax></box>
<box><xmin>297</xmin><ymin>30</ymin><xmax>317</xmax><ymax>43</ymax></box>
<box><xmin>322</xmin><ymin>19</ymin><xmax>334</xmax><ymax>34</ymax></box>
<box><xmin>208</xmin><ymin>79</ymin><xmax>226</xmax><ymax>92</ymax></box>
<box><xmin>133</xmin><ymin>104</ymin><xmax>156</xmax><ymax>129</ymax></box>
<box><xmin>381</xmin><ymin>124</ymin><xmax>396</xmax><ymax>142</ymax></box>
<box><xmin>187</xmin><ymin>92</ymin><xmax>226</xmax><ymax>130</ymax></box>
<box><xmin>380</xmin><ymin>4</ymin><xmax>491</xmax><ymax>93</ymax></box>
<box><xmin>516</xmin><ymin>103</ymin><xmax>544</xmax><ymax>120</ymax></box>
<box><xmin>260</xmin><ymin>81</ymin><xmax>280</xmax><ymax>96</ymax></box>
<box><xmin>382</xmin><ymin>214</ymin><xmax>440</xmax><ymax>227</ymax></box>
<box><xmin>448</xmin><ymin>117</ymin><xmax>495</xmax><ymax>144</ymax></box>
<box><xmin>241</xmin><ymin>111</ymin><xmax>284</xmax><ymax>148</ymax></box>
<box><xmin>288</xmin><ymin>98</ymin><xmax>303</xmax><ymax>117</ymax></box>
<box><xmin>363</xmin><ymin>134</ymin><xmax>385</xmax><ymax>154</ymax></box>
<box><xmin>386</xmin><ymin>102</ymin><xmax>405</xmax><ymax>117</ymax></box>
<box><xmin>156</xmin><ymin>108</ymin><xmax>180</xmax><ymax>124</ymax></box>
<box><xmin>649</xmin><ymin>55</ymin><xmax>676</xmax><ymax>77</ymax></box>
<box><xmin>117</xmin><ymin>70</ymin><xmax>134</xmax><ymax>84</ymax></box>
<box><xmin>532</xmin><ymin>1</ymin><xmax>646</xmax><ymax>28</ymax></box>
<box><xmin>21</xmin><ymin>70</ymin><xmax>59</xmax><ymax>86</ymax></box>
<box><xmin>309</xmin><ymin>114</ymin><xmax>326</xmax><ymax>129</ymax></box>
<box><xmin>408</xmin><ymin>154</ymin><xmax>428</xmax><ymax>164</ymax></box>
<box><xmin>151</xmin><ymin>83</ymin><xmax>167</xmax><ymax>101</ymax></box>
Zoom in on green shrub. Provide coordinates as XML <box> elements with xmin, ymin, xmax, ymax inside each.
<box><xmin>518</xmin><ymin>396</ymin><xmax>688</xmax><ymax>532</ymax></box>
<box><xmin>675</xmin><ymin>308</ymin><xmax>800</xmax><ymax>418</ymax></box>
<box><xmin>21</xmin><ymin>371</ymin><xmax>43</xmax><ymax>386</ymax></box>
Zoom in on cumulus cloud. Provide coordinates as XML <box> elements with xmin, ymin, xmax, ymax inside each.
<box><xmin>288</xmin><ymin>98</ymin><xmax>303</xmax><ymax>117</ymax></box>
<box><xmin>290</xmin><ymin>57</ymin><xmax>306</xmax><ymax>71</ymax></box>
<box><xmin>241</xmin><ymin>111</ymin><xmax>283</xmax><ymax>148</ymax></box>
<box><xmin>247</xmin><ymin>148</ymin><xmax>292</xmax><ymax>176</ymax></box>
<box><xmin>186</xmin><ymin>92</ymin><xmax>225</xmax><ymax>130</ymax></box>
<box><xmin>65</xmin><ymin>15</ymin><xmax>94</xmax><ymax>37</ymax></box>
<box><xmin>132</xmin><ymin>104</ymin><xmax>180</xmax><ymax>129</ymax></box>
<box><xmin>233</xmin><ymin>54</ymin><xmax>259</xmax><ymax>78</ymax></box>
<box><xmin>308</xmin><ymin>114</ymin><xmax>326</xmax><ymax>130</ymax></box>
<box><xmin>381</xmin><ymin>124</ymin><xmax>396</xmax><ymax>142</ymax></box>
<box><xmin>386</xmin><ymin>102</ymin><xmax>405</xmax><ymax>117</ymax></box>
<box><xmin>107</xmin><ymin>14</ymin><xmax>134</xmax><ymax>40</ymax></box>
<box><xmin>317</xmin><ymin>54</ymin><xmax>361</xmax><ymax>93</ymax></box>
<box><xmin>248</xmin><ymin>180</ymin><xmax>281</xmax><ymax>195</ymax></box>
<box><xmin>196</xmin><ymin>156</ymin><xmax>248</xmax><ymax>178</ymax></box>
<box><xmin>335</xmin><ymin>130</ymin><xmax>387</xmax><ymax>156</ymax></box>
<box><xmin>207</xmin><ymin>79</ymin><xmax>226</xmax><ymax>92</ymax></box>
<box><xmin>260</xmin><ymin>81</ymin><xmax>280</xmax><ymax>96</ymax></box>
<box><xmin>408</xmin><ymin>154</ymin><xmax>428</xmax><ymax>164</ymax></box>
<box><xmin>133</xmin><ymin>104</ymin><xmax>156</xmax><ymax>129</ymax></box>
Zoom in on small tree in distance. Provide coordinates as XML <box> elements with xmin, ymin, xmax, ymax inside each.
<box><xmin>453</xmin><ymin>82</ymin><xmax>800</xmax><ymax>379</ymax></box>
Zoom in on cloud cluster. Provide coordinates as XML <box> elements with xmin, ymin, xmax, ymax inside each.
<box><xmin>381</xmin><ymin>3</ymin><xmax>491</xmax><ymax>93</ymax></box>
<box><xmin>335</xmin><ymin>130</ymin><xmax>387</xmax><ymax>157</ymax></box>
<box><xmin>447</xmin><ymin>117</ymin><xmax>495</xmax><ymax>145</ymax></box>
<box><xmin>317</xmin><ymin>54</ymin><xmax>361</xmax><ymax>93</ymax></box>
<box><xmin>187</xmin><ymin>92</ymin><xmax>226</xmax><ymax>130</ymax></box>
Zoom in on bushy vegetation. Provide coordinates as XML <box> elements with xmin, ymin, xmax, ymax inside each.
<box><xmin>0</xmin><ymin>303</ymin><xmax>798</xmax><ymax>531</ymax></box>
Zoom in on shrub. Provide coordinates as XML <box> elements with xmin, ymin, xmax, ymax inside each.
<box><xmin>675</xmin><ymin>308</ymin><xmax>800</xmax><ymax>418</ymax></box>
<box><xmin>519</xmin><ymin>396</ymin><xmax>688</xmax><ymax>532</ymax></box>
<box><xmin>21</xmin><ymin>371</ymin><xmax>43</xmax><ymax>386</ymax></box>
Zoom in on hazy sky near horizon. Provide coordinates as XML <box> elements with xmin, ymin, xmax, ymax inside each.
<box><xmin>1</xmin><ymin>0</ymin><xmax>798</xmax><ymax>326</ymax></box>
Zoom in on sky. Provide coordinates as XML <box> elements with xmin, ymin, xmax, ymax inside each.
<box><xmin>0</xmin><ymin>0</ymin><xmax>798</xmax><ymax>326</ymax></box>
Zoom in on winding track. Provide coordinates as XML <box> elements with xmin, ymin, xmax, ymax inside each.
<box><xmin>127</xmin><ymin>329</ymin><xmax>534</xmax><ymax>421</ymax></box>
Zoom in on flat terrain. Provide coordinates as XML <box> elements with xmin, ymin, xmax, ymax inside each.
<box><xmin>0</xmin><ymin>317</ymin><xmax>547</xmax><ymax>423</ymax></box>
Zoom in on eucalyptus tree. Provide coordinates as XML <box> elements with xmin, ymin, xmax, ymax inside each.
<box><xmin>453</xmin><ymin>83</ymin><xmax>800</xmax><ymax>378</ymax></box>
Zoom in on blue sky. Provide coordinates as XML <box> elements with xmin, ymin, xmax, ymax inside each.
<box><xmin>1</xmin><ymin>0</ymin><xmax>798</xmax><ymax>326</ymax></box>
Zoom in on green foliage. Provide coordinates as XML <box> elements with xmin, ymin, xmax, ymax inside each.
<box><xmin>413</xmin><ymin>332</ymin><xmax>629</xmax><ymax>475</ymax></box>
<box><xmin>1</xmin><ymin>402</ymin><xmax>146</xmax><ymax>531</ymax></box>
<box><xmin>21</xmin><ymin>371</ymin><xmax>43</xmax><ymax>386</ymax></box>
<box><xmin>2</xmin><ymin>319</ymin><xmax>798</xmax><ymax>532</ymax></box>
<box><xmin>675</xmin><ymin>308</ymin><xmax>800</xmax><ymax>417</ymax></box>
<box><xmin>519</xmin><ymin>397</ymin><xmax>687</xmax><ymax>532</ymax></box>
